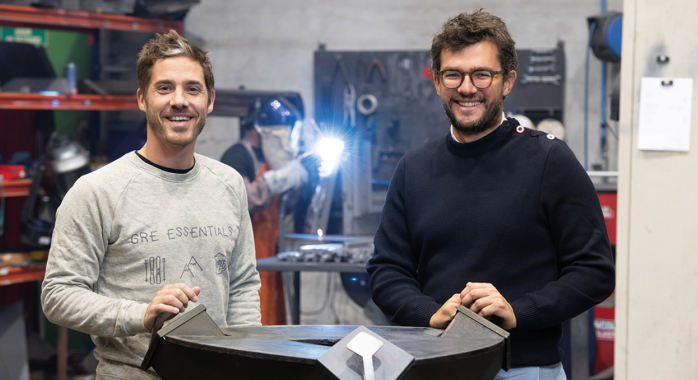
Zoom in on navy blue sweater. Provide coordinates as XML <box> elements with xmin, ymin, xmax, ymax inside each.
<box><xmin>367</xmin><ymin>119</ymin><xmax>615</xmax><ymax>367</ymax></box>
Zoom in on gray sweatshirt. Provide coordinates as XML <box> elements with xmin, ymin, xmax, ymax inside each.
<box><xmin>41</xmin><ymin>152</ymin><xmax>261</xmax><ymax>379</ymax></box>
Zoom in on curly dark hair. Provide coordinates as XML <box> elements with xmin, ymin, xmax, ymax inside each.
<box><xmin>430</xmin><ymin>10</ymin><xmax>518</xmax><ymax>79</ymax></box>
<box><xmin>137</xmin><ymin>30</ymin><xmax>214</xmax><ymax>102</ymax></box>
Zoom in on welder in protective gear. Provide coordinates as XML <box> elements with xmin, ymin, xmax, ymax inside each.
<box><xmin>220</xmin><ymin>98</ymin><xmax>309</xmax><ymax>325</ymax></box>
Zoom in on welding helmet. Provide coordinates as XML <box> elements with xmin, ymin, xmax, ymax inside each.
<box><xmin>20</xmin><ymin>134</ymin><xmax>91</xmax><ymax>248</ymax></box>
<box><xmin>254</xmin><ymin>97</ymin><xmax>303</xmax><ymax>170</ymax></box>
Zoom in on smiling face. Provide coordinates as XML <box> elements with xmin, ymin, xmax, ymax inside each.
<box><xmin>434</xmin><ymin>40</ymin><xmax>516</xmax><ymax>142</ymax></box>
<box><xmin>137</xmin><ymin>55</ymin><xmax>215</xmax><ymax>148</ymax></box>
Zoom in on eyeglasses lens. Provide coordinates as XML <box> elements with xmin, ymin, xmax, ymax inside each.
<box><xmin>442</xmin><ymin>70</ymin><xmax>493</xmax><ymax>89</ymax></box>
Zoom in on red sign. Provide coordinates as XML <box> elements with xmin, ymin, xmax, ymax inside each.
<box><xmin>597</xmin><ymin>192</ymin><xmax>617</xmax><ymax>246</ymax></box>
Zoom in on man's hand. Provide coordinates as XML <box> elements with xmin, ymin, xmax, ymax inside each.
<box><xmin>144</xmin><ymin>283</ymin><xmax>201</xmax><ymax>331</ymax></box>
<box><xmin>460</xmin><ymin>282</ymin><xmax>517</xmax><ymax>329</ymax></box>
<box><xmin>429</xmin><ymin>294</ymin><xmax>461</xmax><ymax>329</ymax></box>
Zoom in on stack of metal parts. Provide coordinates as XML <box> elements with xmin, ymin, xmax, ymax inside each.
<box><xmin>132</xmin><ymin>0</ymin><xmax>200</xmax><ymax>20</ymax></box>
<box><xmin>2</xmin><ymin>0</ymin><xmax>199</xmax><ymax>18</ymax></box>
<box><xmin>277</xmin><ymin>241</ymin><xmax>374</xmax><ymax>264</ymax></box>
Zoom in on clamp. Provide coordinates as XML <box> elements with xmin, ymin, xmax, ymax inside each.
<box><xmin>365</xmin><ymin>58</ymin><xmax>387</xmax><ymax>83</ymax></box>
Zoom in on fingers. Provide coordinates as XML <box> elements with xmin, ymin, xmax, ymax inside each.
<box><xmin>159</xmin><ymin>284</ymin><xmax>200</xmax><ymax>309</ymax></box>
<box><xmin>144</xmin><ymin>283</ymin><xmax>201</xmax><ymax>331</ymax></box>
<box><xmin>458</xmin><ymin>282</ymin><xmax>517</xmax><ymax>329</ymax></box>
<box><xmin>460</xmin><ymin>282</ymin><xmax>496</xmax><ymax>307</ymax></box>
<box><xmin>429</xmin><ymin>294</ymin><xmax>461</xmax><ymax>329</ymax></box>
<box><xmin>147</xmin><ymin>302</ymin><xmax>179</xmax><ymax>317</ymax></box>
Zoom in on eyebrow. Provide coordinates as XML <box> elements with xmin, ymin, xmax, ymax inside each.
<box><xmin>440</xmin><ymin>66</ymin><xmax>499</xmax><ymax>72</ymax></box>
<box><xmin>152</xmin><ymin>80</ymin><xmax>204</xmax><ymax>87</ymax></box>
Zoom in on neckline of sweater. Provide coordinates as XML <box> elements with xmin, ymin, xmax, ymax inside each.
<box><xmin>446</xmin><ymin>118</ymin><xmax>515</xmax><ymax>158</ymax></box>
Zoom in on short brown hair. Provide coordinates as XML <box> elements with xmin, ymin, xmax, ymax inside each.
<box><xmin>137</xmin><ymin>30</ymin><xmax>214</xmax><ymax>100</ymax></box>
<box><xmin>431</xmin><ymin>10</ymin><xmax>518</xmax><ymax>78</ymax></box>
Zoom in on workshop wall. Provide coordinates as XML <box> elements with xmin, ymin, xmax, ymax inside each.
<box><xmin>186</xmin><ymin>0</ymin><xmax>623</xmax><ymax>326</ymax></box>
<box><xmin>188</xmin><ymin>0</ymin><xmax>622</xmax><ymax>171</ymax></box>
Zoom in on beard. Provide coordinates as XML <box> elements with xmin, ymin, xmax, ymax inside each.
<box><xmin>146</xmin><ymin>106</ymin><xmax>206</xmax><ymax>147</ymax></box>
<box><xmin>443</xmin><ymin>96</ymin><xmax>503</xmax><ymax>136</ymax></box>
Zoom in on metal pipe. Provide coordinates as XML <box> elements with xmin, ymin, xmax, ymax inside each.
<box><xmin>57</xmin><ymin>325</ymin><xmax>68</xmax><ymax>380</ymax></box>
<box><xmin>587</xmin><ymin>171</ymin><xmax>618</xmax><ymax>177</ymax></box>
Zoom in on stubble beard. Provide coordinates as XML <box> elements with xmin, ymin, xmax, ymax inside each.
<box><xmin>443</xmin><ymin>96</ymin><xmax>504</xmax><ymax>136</ymax></box>
<box><xmin>146</xmin><ymin>106</ymin><xmax>206</xmax><ymax>147</ymax></box>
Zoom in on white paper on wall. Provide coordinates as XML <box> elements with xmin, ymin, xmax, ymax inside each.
<box><xmin>638</xmin><ymin>77</ymin><xmax>693</xmax><ymax>151</ymax></box>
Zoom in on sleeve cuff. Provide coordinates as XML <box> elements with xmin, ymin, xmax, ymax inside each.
<box><xmin>125</xmin><ymin>302</ymin><xmax>150</xmax><ymax>335</ymax></box>
<box><xmin>402</xmin><ymin>300</ymin><xmax>442</xmax><ymax>327</ymax></box>
<box><xmin>510</xmin><ymin>297</ymin><xmax>541</xmax><ymax>329</ymax></box>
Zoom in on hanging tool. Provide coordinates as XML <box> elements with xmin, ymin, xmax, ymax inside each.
<box><xmin>343</xmin><ymin>85</ymin><xmax>356</xmax><ymax>128</ymax></box>
<box><xmin>365</xmin><ymin>57</ymin><xmax>387</xmax><ymax>83</ymax></box>
<box><xmin>529</xmin><ymin>55</ymin><xmax>557</xmax><ymax>63</ymax></box>
<box><xmin>357</xmin><ymin>94</ymin><xmax>378</xmax><ymax>115</ymax></box>
<box><xmin>527</xmin><ymin>64</ymin><xmax>557</xmax><ymax>73</ymax></box>
<box><xmin>521</xmin><ymin>74</ymin><xmax>562</xmax><ymax>85</ymax></box>
<box><xmin>325</xmin><ymin>55</ymin><xmax>356</xmax><ymax>128</ymax></box>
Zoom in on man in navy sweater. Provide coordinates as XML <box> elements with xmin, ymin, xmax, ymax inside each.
<box><xmin>366</xmin><ymin>10</ymin><xmax>615</xmax><ymax>379</ymax></box>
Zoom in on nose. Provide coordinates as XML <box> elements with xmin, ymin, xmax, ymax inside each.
<box><xmin>457</xmin><ymin>74</ymin><xmax>478</xmax><ymax>95</ymax></box>
<box><xmin>170</xmin><ymin>87</ymin><xmax>189</xmax><ymax>109</ymax></box>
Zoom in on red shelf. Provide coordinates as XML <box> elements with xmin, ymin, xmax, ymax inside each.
<box><xmin>0</xmin><ymin>4</ymin><xmax>181</xmax><ymax>34</ymax></box>
<box><xmin>0</xmin><ymin>93</ymin><xmax>138</xmax><ymax>111</ymax></box>
<box><xmin>0</xmin><ymin>178</ymin><xmax>32</xmax><ymax>197</ymax></box>
<box><xmin>0</xmin><ymin>263</ymin><xmax>46</xmax><ymax>286</ymax></box>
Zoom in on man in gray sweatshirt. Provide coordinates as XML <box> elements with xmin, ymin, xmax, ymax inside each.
<box><xmin>41</xmin><ymin>30</ymin><xmax>261</xmax><ymax>379</ymax></box>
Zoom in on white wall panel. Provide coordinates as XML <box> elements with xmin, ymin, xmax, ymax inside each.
<box><xmin>616</xmin><ymin>0</ymin><xmax>698</xmax><ymax>378</ymax></box>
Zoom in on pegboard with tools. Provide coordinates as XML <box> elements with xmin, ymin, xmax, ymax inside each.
<box><xmin>504</xmin><ymin>42</ymin><xmax>566</xmax><ymax>126</ymax></box>
<box><xmin>313</xmin><ymin>45</ymin><xmax>566</xmax><ymax>184</ymax></box>
<box><xmin>314</xmin><ymin>49</ymin><xmax>449</xmax><ymax>184</ymax></box>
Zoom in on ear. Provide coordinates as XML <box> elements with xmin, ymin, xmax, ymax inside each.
<box><xmin>137</xmin><ymin>88</ymin><xmax>147</xmax><ymax>112</ymax></box>
<box><xmin>207</xmin><ymin>89</ymin><xmax>215</xmax><ymax>114</ymax></box>
<box><xmin>502</xmin><ymin>70</ymin><xmax>517</xmax><ymax>97</ymax></box>
<box><xmin>434</xmin><ymin>76</ymin><xmax>442</xmax><ymax>97</ymax></box>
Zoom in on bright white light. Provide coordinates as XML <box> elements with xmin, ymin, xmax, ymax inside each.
<box><xmin>316</xmin><ymin>137</ymin><xmax>345</xmax><ymax>175</ymax></box>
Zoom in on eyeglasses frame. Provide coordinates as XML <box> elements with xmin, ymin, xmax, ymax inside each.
<box><xmin>435</xmin><ymin>69</ymin><xmax>507</xmax><ymax>89</ymax></box>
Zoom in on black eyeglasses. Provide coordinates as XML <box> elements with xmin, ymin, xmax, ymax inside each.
<box><xmin>436</xmin><ymin>69</ymin><xmax>505</xmax><ymax>89</ymax></box>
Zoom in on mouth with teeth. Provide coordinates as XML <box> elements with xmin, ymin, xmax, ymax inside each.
<box><xmin>166</xmin><ymin>115</ymin><xmax>194</xmax><ymax>124</ymax></box>
<box><xmin>454</xmin><ymin>98</ymin><xmax>484</xmax><ymax>108</ymax></box>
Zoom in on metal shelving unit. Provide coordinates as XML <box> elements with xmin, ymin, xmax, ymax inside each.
<box><xmin>0</xmin><ymin>4</ymin><xmax>181</xmax><ymax>34</ymax></box>
<box><xmin>0</xmin><ymin>263</ymin><xmax>46</xmax><ymax>286</ymax></box>
<box><xmin>0</xmin><ymin>93</ymin><xmax>138</xmax><ymax>111</ymax></box>
<box><xmin>0</xmin><ymin>8</ymin><xmax>183</xmax><ymax>380</ymax></box>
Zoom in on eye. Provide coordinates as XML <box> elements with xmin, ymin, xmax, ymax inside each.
<box><xmin>473</xmin><ymin>71</ymin><xmax>493</xmax><ymax>79</ymax></box>
<box><xmin>157</xmin><ymin>85</ymin><xmax>172</xmax><ymax>92</ymax></box>
<box><xmin>443</xmin><ymin>71</ymin><xmax>462</xmax><ymax>79</ymax></box>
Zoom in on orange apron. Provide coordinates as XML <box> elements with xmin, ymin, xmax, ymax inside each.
<box><xmin>252</xmin><ymin>163</ymin><xmax>286</xmax><ymax>325</ymax></box>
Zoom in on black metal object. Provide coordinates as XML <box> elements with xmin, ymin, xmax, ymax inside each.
<box><xmin>142</xmin><ymin>304</ymin><xmax>509</xmax><ymax>379</ymax></box>
<box><xmin>141</xmin><ymin>304</ymin><xmax>224</xmax><ymax>372</ymax></box>
<box><xmin>442</xmin><ymin>306</ymin><xmax>511</xmax><ymax>371</ymax></box>
<box><xmin>0</xmin><ymin>41</ymin><xmax>55</xmax><ymax>86</ymax></box>
<box><xmin>587</xmin><ymin>12</ymin><xmax>623</xmax><ymax>63</ymax></box>
<box><xmin>209</xmin><ymin>89</ymin><xmax>305</xmax><ymax>119</ymax></box>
